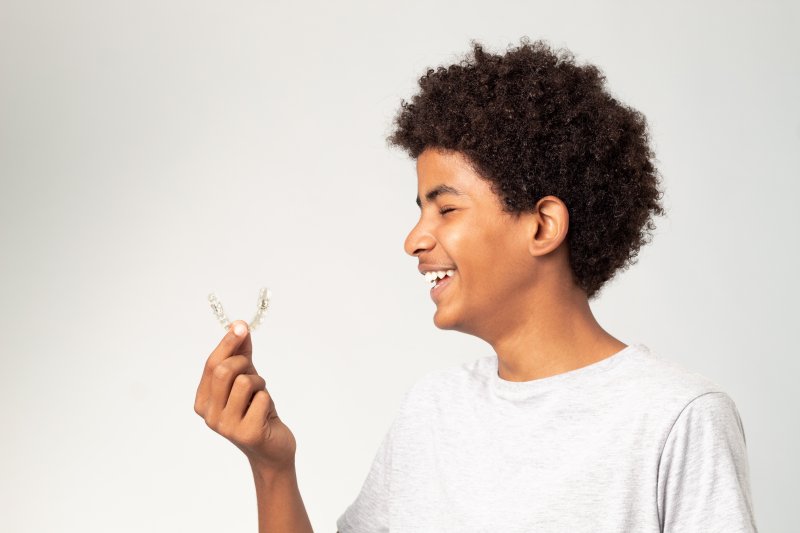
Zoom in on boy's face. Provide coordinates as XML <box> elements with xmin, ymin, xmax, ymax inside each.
<box><xmin>404</xmin><ymin>147</ymin><xmax>539</xmax><ymax>335</ymax></box>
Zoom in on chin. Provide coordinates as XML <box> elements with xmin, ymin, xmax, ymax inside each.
<box><xmin>433</xmin><ymin>305</ymin><xmax>487</xmax><ymax>340</ymax></box>
<box><xmin>432</xmin><ymin>307</ymin><xmax>453</xmax><ymax>329</ymax></box>
<box><xmin>432</xmin><ymin>307</ymin><xmax>466</xmax><ymax>332</ymax></box>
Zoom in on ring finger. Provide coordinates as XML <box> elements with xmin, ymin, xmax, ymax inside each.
<box><xmin>224</xmin><ymin>373</ymin><xmax>267</xmax><ymax>421</ymax></box>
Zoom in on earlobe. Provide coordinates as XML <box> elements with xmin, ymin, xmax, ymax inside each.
<box><xmin>528</xmin><ymin>196</ymin><xmax>569</xmax><ymax>257</ymax></box>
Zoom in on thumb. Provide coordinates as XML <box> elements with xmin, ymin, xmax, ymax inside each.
<box><xmin>229</xmin><ymin>319</ymin><xmax>253</xmax><ymax>359</ymax></box>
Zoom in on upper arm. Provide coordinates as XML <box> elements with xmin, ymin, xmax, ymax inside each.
<box><xmin>657</xmin><ymin>392</ymin><xmax>758</xmax><ymax>532</ymax></box>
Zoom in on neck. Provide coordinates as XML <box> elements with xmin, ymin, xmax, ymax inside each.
<box><xmin>484</xmin><ymin>279</ymin><xmax>627</xmax><ymax>383</ymax></box>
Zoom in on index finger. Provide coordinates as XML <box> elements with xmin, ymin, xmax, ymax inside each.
<box><xmin>195</xmin><ymin>319</ymin><xmax>254</xmax><ymax>414</ymax></box>
<box><xmin>209</xmin><ymin>319</ymin><xmax>253</xmax><ymax>367</ymax></box>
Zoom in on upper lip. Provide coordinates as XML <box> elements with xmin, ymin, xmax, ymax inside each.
<box><xmin>418</xmin><ymin>264</ymin><xmax>457</xmax><ymax>275</ymax></box>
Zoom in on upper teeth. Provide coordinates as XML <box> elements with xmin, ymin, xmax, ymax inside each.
<box><xmin>424</xmin><ymin>270</ymin><xmax>456</xmax><ymax>283</ymax></box>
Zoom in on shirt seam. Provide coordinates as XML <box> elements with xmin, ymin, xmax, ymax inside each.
<box><xmin>654</xmin><ymin>390</ymin><xmax>727</xmax><ymax>532</ymax></box>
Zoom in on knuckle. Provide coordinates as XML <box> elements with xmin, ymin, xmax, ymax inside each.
<box><xmin>213</xmin><ymin>356</ymin><xmax>250</xmax><ymax>381</ymax></box>
<box><xmin>204</xmin><ymin>357</ymin><xmax>220</xmax><ymax>375</ymax></box>
<box><xmin>216</xmin><ymin>419</ymin><xmax>231</xmax><ymax>436</ymax></box>
<box><xmin>232</xmin><ymin>373</ymin><xmax>251</xmax><ymax>389</ymax></box>
<box><xmin>213</xmin><ymin>364</ymin><xmax>232</xmax><ymax>380</ymax></box>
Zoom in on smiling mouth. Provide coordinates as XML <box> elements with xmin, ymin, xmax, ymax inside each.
<box><xmin>430</xmin><ymin>273</ymin><xmax>454</xmax><ymax>300</ymax></box>
<box><xmin>432</xmin><ymin>274</ymin><xmax>452</xmax><ymax>287</ymax></box>
<box><xmin>423</xmin><ymin>269</ymin><xmax>456</xmax><ymax>287</ymax></box>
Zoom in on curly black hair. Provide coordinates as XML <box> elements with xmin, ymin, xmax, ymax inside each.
<box><xmin>388</xmin><ymin>37</ymin><xmax>666</xmax><ymax>300</ymax></box>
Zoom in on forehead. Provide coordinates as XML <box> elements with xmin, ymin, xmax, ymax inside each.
<box><xmin>416</xmin><ymin>148</ymin><xmax>475</xmax><ymax>182</ymax></box>
<box><xmin>415</xmin><ymin>148</ymin><xmax>494</xmax><ymax>207</ymax></box>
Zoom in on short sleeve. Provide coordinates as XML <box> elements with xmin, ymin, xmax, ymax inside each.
<box><xmin>657</xmin><ymin>391</ymin><xmax>758</xmax><ymax>532</ymax></box>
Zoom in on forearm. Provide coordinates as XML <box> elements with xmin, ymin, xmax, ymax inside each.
<box><xmin>251</xmin><ymin>462</ymin><xmax>314</xmax><ymax>533</ymax></box>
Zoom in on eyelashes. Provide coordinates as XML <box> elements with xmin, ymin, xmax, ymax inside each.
<box><xmin>439</xmin><ymin>207</ymin><xmax>456</xmax><ymax>215</ymax></box>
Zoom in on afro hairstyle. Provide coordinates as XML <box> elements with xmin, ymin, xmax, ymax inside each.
<box><xmin>388</xmin><ymin>37</ymin><xmax>666</xmax><ymax>300</ymax></box>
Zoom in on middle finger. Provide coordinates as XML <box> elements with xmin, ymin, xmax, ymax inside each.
<box><xmin>205</xmin><ymin>355</ymin><xmax>254</xmax><ymax>424</ymax></box>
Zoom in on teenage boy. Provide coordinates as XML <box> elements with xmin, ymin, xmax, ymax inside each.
<box><xmin>194</xmin><ymin>38</ymin><xmax>757</xmax><ymax>532</ymax></box>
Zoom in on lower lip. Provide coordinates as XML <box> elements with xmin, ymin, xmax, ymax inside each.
<box><xmin>430</xmin><ymin>274</ymin><xmax>454</xmax><ymax>301</ymax></box>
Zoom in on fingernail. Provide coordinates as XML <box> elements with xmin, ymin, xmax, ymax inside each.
<box><xmin>233</xmin><ymin>323</ymin><xmax>246</xmax><ymax>336</ymax></box>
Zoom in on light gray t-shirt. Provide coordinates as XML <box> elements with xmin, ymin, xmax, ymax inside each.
<box><xmin>336</xmin><ymin>343</ymin><xmax>757</xmax><ymax>532</ymax></box>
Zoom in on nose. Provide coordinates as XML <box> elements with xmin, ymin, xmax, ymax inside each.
<box><xmin>404</xmin><ymin>217</ymin><xmax>435</xmax><ymax>257</ymax></box>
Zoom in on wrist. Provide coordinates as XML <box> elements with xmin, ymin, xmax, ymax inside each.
<box><xmin>249</xmin><ymin>457</ymin><xmax>297</xmax><ymax>484</ymax></box>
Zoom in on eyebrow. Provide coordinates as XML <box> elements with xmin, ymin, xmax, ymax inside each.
<box><xmin>416</xmin><ymin>184</ymin><xmax>466</xmax><ymax>208</ymax></box>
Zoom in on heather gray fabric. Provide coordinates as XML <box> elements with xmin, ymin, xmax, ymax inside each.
<box><xmin>336</xmin><ymin>343</ymin><xmax>758</xmax><ymax>532</ymax></box>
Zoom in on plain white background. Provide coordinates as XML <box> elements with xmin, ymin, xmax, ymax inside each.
<box><xmin>0</xmin><ymin>0</ymin><xmax>797</xmax><ymax>531</ymax></box>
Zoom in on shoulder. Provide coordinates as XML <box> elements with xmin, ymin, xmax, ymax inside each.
<box><xmin>666</xmin><ymin>391</ymin><xmax>747</xmax><ymax>445</ymax></box>
<box><xmin>614</xmin><ymin>345</ymin><xmax>753</xmax><ymax>460</ymax></box>
<box><xmin>396</xmin><ymin>345</ymin><xmax>739</xmax><ymax>425</ymax></box>
<box><xmin>657</xmin><ymin>391</ymin><xmax>755</xmax><ymax>531</ymax></box>
<box><xmin>619</xmin><ymin>344</ymin><xmax>734</xmax><ymax>410</ymax></box>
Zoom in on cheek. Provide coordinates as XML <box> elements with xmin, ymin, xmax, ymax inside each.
<box><xmin>471</xmin><ymin>230</ymin><xmax>528</xmax><ymax>293</ymax></box>
<box><xmin>449</xmin><ymin>226</ymin><xmax>499</xmax><ymax>285</ymax></box>
<box><xmin>438</xmin><ymin>224</ymin><xmax>471</xmax><ymax>261</ymax></box>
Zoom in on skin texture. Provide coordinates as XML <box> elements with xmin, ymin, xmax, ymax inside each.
<box><xmin>194</xmin><ymin>322</ymin><xmax>313</xmax><ymax>533</ymax></box>
<box><xmin>406</xmin><ymin>147</ymin><xmax>627</xmax><ymax>381</ymax></box>
<box><xmin>195</xmin><ymin>146</ymin><xmax>629</xmax><ymax>533</ymax></box>
<box><xmin>198</xmin><ymin>38</ymin><xmax>658</xmax><ymax>531</ymax></box>
<box><xmin>390</xmin><ymin>38</ymin><xmax>666</xmax><ymax>300</ymax></box>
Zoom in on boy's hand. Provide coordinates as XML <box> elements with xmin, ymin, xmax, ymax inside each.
<box><xmin>194</xmin><ymin>319</ymin><xmax>297</xmax><ymax>472</ymax></box>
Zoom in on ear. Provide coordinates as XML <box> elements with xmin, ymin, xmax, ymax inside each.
<box><xmin>527</xmin><ymin>195</ymin><xmax>570</xmax><ymax>257</ymax></box>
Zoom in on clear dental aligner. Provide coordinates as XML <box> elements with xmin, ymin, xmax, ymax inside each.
<box><xmin>208</xmin><ymin>287</ymin><xmax>272</xmax><ymax>331</ymax></box>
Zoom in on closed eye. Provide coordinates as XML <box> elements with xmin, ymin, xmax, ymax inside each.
<box><xmin>439</xmin><ymin>207</ymin><xmax>456</xmax><ymax>215</ymax></box>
